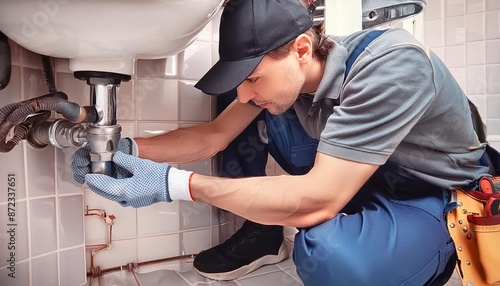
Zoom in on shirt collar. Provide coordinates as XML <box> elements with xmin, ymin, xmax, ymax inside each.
<box><xmin>310</xmin><ymin>39</ymin><xmax>348</xmax><ymax>105</ymax></box>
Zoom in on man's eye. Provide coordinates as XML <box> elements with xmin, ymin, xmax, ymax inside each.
<box><xmin>247</xmin><ymin>78</ymin><xmax>258</xmax><ymax>83</ymax></box>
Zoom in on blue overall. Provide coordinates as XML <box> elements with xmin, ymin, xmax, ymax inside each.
<box><xmin>216</xmin><ymin>90</ymin><xmax>268</xmax><ymax>178</ymax></box>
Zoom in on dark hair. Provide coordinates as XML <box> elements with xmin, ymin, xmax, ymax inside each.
<box><xmin>267</xmin><ymin>21</ymin><xmax>335</xmax><ymax>61</ymax></box>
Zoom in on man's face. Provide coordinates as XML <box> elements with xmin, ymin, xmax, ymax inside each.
<box><xmin>236</xmin><ymin>53</ymin><xmax>305</xmax><ymax>115</ymax></box>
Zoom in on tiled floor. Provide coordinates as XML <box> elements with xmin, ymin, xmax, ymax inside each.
<box><xmin>91</xmin><ymin>232</ymin><xmax>464</xmax><ymax>286</ymax></box>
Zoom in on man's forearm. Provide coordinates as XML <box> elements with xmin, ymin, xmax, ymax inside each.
<box><xmin>190</xmin><ymin>173</ymin><xmax>338</xmax><ymax>228</ymax></box>
<box><xmin>190</xmin><ymin>154</ymin><xmax>379</xmax><ymax>228</ymax></box>
<box><xmin>134</xmin><ymin>100</ymin><xmax>262</xmax><ymax>164</ymax></box>
<box><xmin>135</xmin><ymin>126</ymin><xmax>226</xmax><ymax>164</ymax></box>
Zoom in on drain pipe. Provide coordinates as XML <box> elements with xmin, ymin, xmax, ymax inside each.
<box><xmin>74</xmin><ymin>71</ymin><xmax>131</xmax><ymax>176</ymax></box>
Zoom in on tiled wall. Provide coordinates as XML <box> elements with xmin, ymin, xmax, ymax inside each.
<box><xmin>422</xmin><ymin>0</ymin><xmax>500</xmax><ymax>150</ymax></box>
<box><xmin>0</xmin><ymin>42</ymin><xmax>87</xmax><ymax>285</ymax></box>
<box><xmin>0</xmin><ymin>9</ymin><xmax>237</xmax><ymax>286</ymax></box>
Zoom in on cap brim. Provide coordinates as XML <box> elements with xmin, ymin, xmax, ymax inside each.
<box><xmin>194</xmin><ymin>55</ymin><xmax>265</xmax><ymax>96</ymax></box>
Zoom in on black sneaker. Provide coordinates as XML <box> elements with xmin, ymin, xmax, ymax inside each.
<box><xmin>193</xmin><ymin>220</ymin><xmax>289</xmax><ymax>281</ymax></box>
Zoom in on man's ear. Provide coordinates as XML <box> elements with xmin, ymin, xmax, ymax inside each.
<box><xmin>294</xmin><ymin>34</ymin><xmax>313</xmax><ymax>63</ymax></box>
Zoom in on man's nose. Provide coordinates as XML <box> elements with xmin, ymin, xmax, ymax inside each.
<box><xmin>236</xmin><ymin>84</ymin><xmax>255</xmax><ymax>104</ymax></box>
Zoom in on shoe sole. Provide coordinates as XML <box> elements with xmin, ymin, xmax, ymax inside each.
<box><xmin>194</xmin><ymin>240</ymin><xmax>290</xmax><ymax>281</ymax></box>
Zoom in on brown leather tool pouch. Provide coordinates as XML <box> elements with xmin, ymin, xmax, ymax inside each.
<box><xmin>447</xmin><ymin>187</ymin><xmax>500</xmax><ymax>285</ymax></box>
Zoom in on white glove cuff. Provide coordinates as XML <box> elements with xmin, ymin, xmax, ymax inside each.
<box><xmin>168</xmin><ymin>168</ymin><xmax>194</xmax><ymax>201</ymax></box>
<box><xmin>130</xmin><ymin>138</ymin><xmax>139</xmax><ymax>157</ymax></box>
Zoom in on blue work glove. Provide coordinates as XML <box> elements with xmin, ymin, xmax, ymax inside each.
<box><xmin>72</xmin><ymin>137</ymin><xmax>138</xmax><ymax>184</ymax></box>
<box><xmin>85</xmin><ymin>151</ymin><xmax>194</xmax><ymax>208</ymax></box>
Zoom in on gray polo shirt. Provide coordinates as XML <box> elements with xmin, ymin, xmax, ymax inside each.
<box><xmin>293</xmin><ymin>28</ymin><xmax>489</xmax><ymax>189</ymax></box>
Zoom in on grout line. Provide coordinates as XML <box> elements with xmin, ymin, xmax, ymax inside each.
<box><xmin>54</xmin><ymin>150</ymin><xmax>62</xmax><ymax>286</ymax></box>
<box><xmin>19</xmin><ymin>47</ymin><xmax>35</xmax><ymax>286</ymax></box>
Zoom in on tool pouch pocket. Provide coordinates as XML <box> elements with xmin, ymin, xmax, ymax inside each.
<box><xmin>447</xmin><ymin>187</ymin><xmax>500</xmax><ymax>285</ymax></box>
<box><xmin>467</xmin><ymin>198</ymin><xmax>500</xmax><ymax>284</ymax></box>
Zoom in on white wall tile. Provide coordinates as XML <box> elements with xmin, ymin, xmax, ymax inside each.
<box><xmin>59</xmin><ymin>195</ymin><xmax>84</xmax><ymax>248</ymax></box>
<box><xmin>117</xmin><ymin>80</ymin><xmax>135</xmax><ymax>121</ymax></box>
<box><xmin>0</xmin><ymin>201</ymin><xmax>29</xmax><ymax>266</ymax></box>
<box><xmin>22</xmin><ymin>49</ymin><xmax>43</xmax><ymax>69</ymax></box>
<box><xmin>489</xmin><ymin>137</ymin><xmax>500</xmax><ymax>150</ymax></box>
<box><xmin>444</xmin><ymin>45</ymin><xmax>466</xmax><ymax>67</ymax></box>
<box><xmin>485</xmin><ymin>10</ymin><xmax>500</xmax><ymax>40</ymax></box>
<box><xmin>486</xmin><ymin>94</ymin><xmax>500</xmax><ymax>118</ymax></box>
<box><xmin>180</xmin><ymin>41</ymin><xmax>212</xmax><ymax>80</ymax></box>
<box><xmin>467</xmin><ymin>0</ymin><xmax>485</xmax><ymax>14</ymax></box>
<box><xmin>137</xmin><ymin>202</ymin><xmax>181</xmax><ymax>236</ymax></box>
<box><xmin>31</xmin><ymin>253</ymin><xmax>58</xmax><ymax>286</ymax></box>
<box><xmin>486</xmin><ymin>118</ymin><xmax>500</xmax><ymax>135</ymax></box>
<box><xmin>0</xmin><ymin>261</ymin><xmax>29</xmax><ymax>286</ymax></box>
<box><xmin>8</xmin><ymin>39</ymin><xmax>22</xmax><ymax>66</ymax></box>
<box><xmin>486</xmin><ymin>0</ymin><xmax>500</xmax><ymax>10</ymax></box>
<box><xmin>137</xmin><ymin>234</ymin><xmax>180</xmax><ymax>262</ymax></box>
<box><xmin>466</xmin><ymin>41</ymin><xmax>486</xmax><ymax>65</ymax></box>
<box><xmin>0</xmin><ymin>145</ymin><xmax>26</xmax><ymax>202</ymax></box>
<box><xmin>55</xmin><ymin>72</ymin><xmax>90</xmax><ymax>107</ymax></box>
<box><xmin>136</xmin><ymin>56</ymin><xmax>178</xmax><ymax>78</ymax></box>
<box><xmin>0</xmin><ymin>65</ymin><xmax>22</xmax><ymax>104</ymax></box>
<box><xmin>30</xmin><ymin>198</ymin><xmax>57</xmax><ymax>256</ymax></box>
<box><xmin>180</xmin><ymin>228</ymin><xmax>211</xmax><ymax>255</ymax></box>
<box><xmin>55</xmin><ymin>58</ymin><xmax>72</xmax><ymax>73</ymax></box>
<box><xmin>179</xmin><ymin>201</ymin><xmax>211</xmax><ymax>230</ymax></box>
<box><xmin>445</xmin><ymin>16</ymin><xmax>466</xmax><ymax>46</ymax></box>
<box><xmin>445</xmin><ymin>0</ymin><xmax>465</xmax><ymax>17</ymax></box>
<box><xmin>466</xmin><ymin>65</ymin><xmax>486</xmax><ymax>94</ymax></box>
<box><xmin>17</xmin><ymin>201</ymin><xmax>30</xmax><ymax>261</ymax></box>
<box><xmin>424</xmin><ymin>19</ymin><xmax>445</xmax><ymax>47</ymax></box>
<box><xmin>179</xmin><ymin>80</ymin><xmax>211</xmax><ymax>122</ymax></box>
<box><xmin>59</xmin><ymin>247</ymin><xmax>86</xmax><ymax>286</ymax></box>
<box><xmin>26</xmin><ymin>147</ymin><xmax>55</xmax><ymax>197</ymax></box>
<box><xmin>486</xmin><ymin>39</ymin><xmax>500</xmax><ymax>63</ymax></box>
<box><xmin>486</xmin><ymin>65</ymin><xmax>500</xmax><ymax>93</ymax></box>
<box><xmin>56</xmin><ymin>147</ymin><xmax>82</xmax><ymax>194</ymax></box>
<box><xmin>424</xmin><ymin>0</ymin><xmax>444</xmax><ymax>20</ymax></box>
<box><xmin>466</xmin><ymin>13</ymin><xmax>485</xmax><ymax>41</ymax></box>
<box><xmin>136</xmin><ymin>78</ymin><xmax>178</xmax><ymax>121</ymax></box>
<box><xmin>23</xmin><ymin>67</ymin><xmax>50</xmax><ymax>99</ymax></box>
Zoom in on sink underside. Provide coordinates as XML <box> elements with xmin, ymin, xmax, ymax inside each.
<box><xmin>0</xmin><ymin>0</ymin><xmax>224</xmax><ymax>75</ymax></box>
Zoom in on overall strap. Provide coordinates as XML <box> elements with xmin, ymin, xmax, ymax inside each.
<box><xmin>344</xmin><ymin>30</ymin><xmax>386</xmax><ymax>80</ymax></box>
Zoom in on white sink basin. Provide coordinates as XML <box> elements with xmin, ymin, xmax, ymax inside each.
<box><xmin>0</xmin><ymin>0</ymin><xmax>224</xmax><ymax>75</ymax></box>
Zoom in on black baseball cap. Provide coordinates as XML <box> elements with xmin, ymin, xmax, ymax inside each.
<box><xmin>194</xmin><ymin>0</ymin><xmax>314</xmax><ymax>95</ymax></box>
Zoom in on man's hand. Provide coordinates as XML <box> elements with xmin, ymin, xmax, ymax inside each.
<box><xmin>71</xmin><ymin>137</ymin><xmax>137</xmax><ymax>184</ymax></box>
<box><xmin>85</xmin><ymin>152</ymin><xmax>193</xmax><ymax>208</ymax></box>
